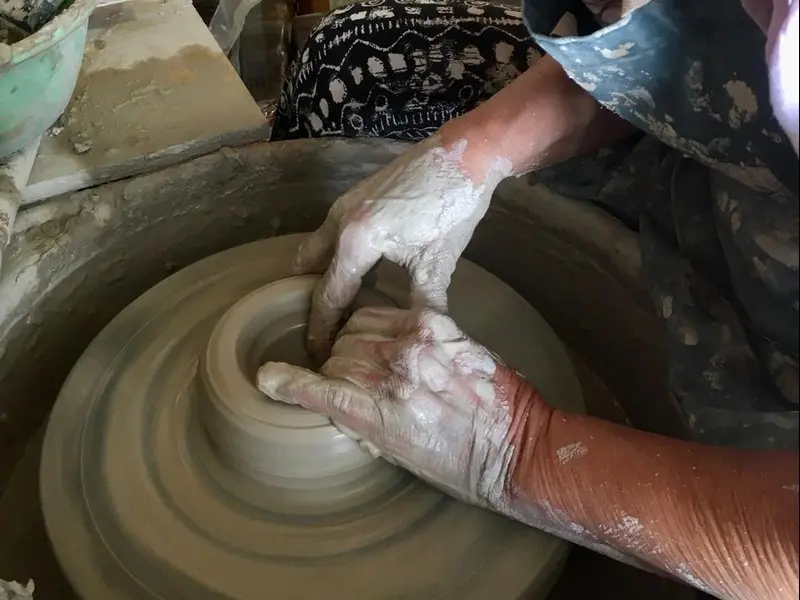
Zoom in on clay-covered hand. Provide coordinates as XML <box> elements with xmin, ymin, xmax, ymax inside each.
<box><xmin>294</xmin><ymin>136</ymin><xmax>510</xmax><ymax>360</ymax></box>
<box><xmin>257</xmin><ymin>306</ymin><xmax>551</xmax><ymax>508</ymax></box>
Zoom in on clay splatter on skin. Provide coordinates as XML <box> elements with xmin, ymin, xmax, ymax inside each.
<box><xmin>556</xmin><ymin>441</ymin><xmax>588</xmax><ymax>464</ymax></box>
<box><xmin>519</xmin><ymin>500</ymin><xmax>650</xmax><ymax>571</ymax></box>
<box><xmin>674</xmin><ymin>564</ymin><xmax>714</xmax><ymax>595</ymax></box>
<box><xmin>599</xmin><ymin>512</ymin><xmax>648</xmax><ymax>550</ymax></box>
<box><xmin>619</xmin><ymin>514</ymin><xmax>643</xmax><ymax>533</ymax></box>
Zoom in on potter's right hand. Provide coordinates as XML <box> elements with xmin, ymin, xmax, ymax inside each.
<box><xmin>258</xmin><ymin>309</ymin><xmax>800</xmax><ymax>600</ymax></box>
<box><xmin>294</xmin><ymin>135</ymin><xmax>511</xmax><ymax>360</ymax></box>
<box><xmin>257</xmin><ymin>307</ymin><xmax>552</xmax><ymax>509</ymax></box>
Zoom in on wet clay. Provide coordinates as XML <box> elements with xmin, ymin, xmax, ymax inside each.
<box><xmin>40</xmin><ymin>233</ymin><xmax>584</xmax><ymax>600</ymax></box>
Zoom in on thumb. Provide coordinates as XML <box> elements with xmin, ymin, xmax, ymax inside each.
<box><xmin>408</xmin><ymin>256</ymin><xmax>455</xmax><ymax>312</ymax></box>
<box><xmin>257</xmin><ymin>361</ymin><xmax>380</xmax><ymax>428</ymax></box>
<box><xmin>257</xmin><ymin>362</ymin><xmax>324</xmax><ymax>406</ymax></box>
<box><xmin>294</xmin><ymin>219</ymin><xmax>336</xmax><ymax>275</ymax></box>
<box><xmin>307</xmin><ymin>237</ymin><xmax>381</xmax><ymax>361</ymax></box>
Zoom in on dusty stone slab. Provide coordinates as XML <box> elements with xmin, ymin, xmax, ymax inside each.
<box><xmin>23</xmin><ymin>0</ymin><xmax>269</xmax><ymax>204</ymax></box>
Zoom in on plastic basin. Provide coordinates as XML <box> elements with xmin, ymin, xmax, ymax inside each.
<box><xmin>0</xmin><ymin>0</ymin><xmax>95</xmax><ymax>158</ymax></box>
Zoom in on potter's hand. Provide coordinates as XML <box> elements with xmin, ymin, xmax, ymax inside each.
<box><xmin>257</xmin><ymin>307</ymin><xmax>550</xmax><ymax>508</ymax></box>
<box><xmin>295</xmin><ymin>136</ymin><xmax>510</xmax><ymax>360</ymax></box>
<box><xmin>258</xmin><ymin>312</ymin><xmax>800</xmax><ymax>600</ymax></box>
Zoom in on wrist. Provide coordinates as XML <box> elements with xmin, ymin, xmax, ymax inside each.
<box><xmin>484</xmin><ymin>365</ymin><xmax>555</xmax><ymax>515</ymax></box>
<box><xmin>436</xmin><ymin>116</ymin><xmax>513</xmax><ymax>188</ymax></box>
<box><xmin>439</xmin><ymin>55</ymin><xmax>634</xmax><ymax>179</ymax></box>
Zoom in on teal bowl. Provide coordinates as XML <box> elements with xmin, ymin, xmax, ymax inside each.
<box><xmin>0</xmin><ymin>0</ymin><xmax>95</xmax><ymax>158</ymax></box>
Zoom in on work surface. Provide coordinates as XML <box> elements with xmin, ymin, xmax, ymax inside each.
<box><xmin>21</xmin><ymin>0</ymin><xmax>270</xmax><ymax>205</ymax></box>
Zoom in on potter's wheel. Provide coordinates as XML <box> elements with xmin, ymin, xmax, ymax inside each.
<box><xmin>40</xmin><ymin>234</ymin><xmax>585</xmax><ymax>600</ymax></box>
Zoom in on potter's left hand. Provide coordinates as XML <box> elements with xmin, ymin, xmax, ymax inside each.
<box><xmin>257</xmin><ymin>306</ymin><xmax>551</xmax><ymax>507</ymax></box>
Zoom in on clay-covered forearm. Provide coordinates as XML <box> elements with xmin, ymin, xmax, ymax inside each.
<box><xmin>437</xmin><ymin>54</ymin><xmax>636</xmax><ymax>183</ymax></box>
<box><xmin>505</xmin><ymin>406</ymin><xmax>799</xmax><ymax>599</ymax></box>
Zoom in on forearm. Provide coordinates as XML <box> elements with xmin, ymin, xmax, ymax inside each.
<box><xmin>505</xmin><ymin>398</ymin><xmax>799</xmax><ymax>599</ymax></box>
<box><xmin>438</xmin><ymin>54</ymin><xmax>636</xmax><ymax>183</ymax></box>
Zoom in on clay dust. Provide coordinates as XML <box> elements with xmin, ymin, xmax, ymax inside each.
<box><xmin>54</xmin><ymin>44</ymin><xmax>247</xmax><ymax>160</ymax></box>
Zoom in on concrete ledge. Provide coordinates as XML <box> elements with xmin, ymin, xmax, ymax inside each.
<box><xmin>23</xmin><ymin>0</ymin><xmax>270</xmax><ymax>205</ymax></box>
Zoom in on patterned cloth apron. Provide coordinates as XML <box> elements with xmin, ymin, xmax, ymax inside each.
<box><xmin>530</xmin><ymin>0</ymin><xmax>798</xmax><ymax>449</ymax></box>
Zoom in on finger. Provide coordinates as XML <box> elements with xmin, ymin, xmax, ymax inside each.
<box><xmin>321</xmin><ymin>355</ymin><xmax>391</xmax><ymax>400</ymax></box>
<box><xmin>415</xmin><ymin>350</ymin><xmax>453</xmax><ymax>393</ymax></box>
<box><xmin>257</xmin><ymin>362</ymin><xmax>322</xmax><ymax>406</ymax></box>
<box><xmin>332</xmin><ymin>422</ymin><xmax>384</xmax><ymax>459</ymax></box>
<box><xmin>408</xmin><ymin>250</ymin><xmax>456</xmax><ymax>312</ymax></box>
<box><xmin>308</xmin><ymin>234</ymin><xmax>382</xmax><ymax>360</ymax></box>
<box><xmin>409</xmin><ymin>268</ymin><xmax>450</xmax><ymax>312</ymax></box>
<box><xmin>358</xmin><ymin>438</ymin><xmax>384</xmax><ymax>459</ymax></box>
<box><xmin>332</xmin><ymin>332</ymin><xmax>394</xmax><ymax>364</ymax></box>
<box><xmin>444</xmin><ymin>340</ymin><xmax>496</xmax><ymax>378</ymax></box>
<box><xmin>412</xmin><ymin>310</ymin><xmax>495</xmax><ymax>377</ymax></box>
<box><xmin>257</xmin><ymin>361</ymin><xmax>382</xmax><ymax>428</ymax></box>
<box><xmin>375</xmin><ymin>340</ymin><xmax>425</xmax><ymax>401</ymax></box>
<box><xmin>404</xmin><ymin>309</ymin><xmax>462</xmax><ymax>343</ymax></box>
<box><xmin>294</xmin><ymin>219</ymin><xmax>337</xmax><ymax>275</ymax></box>
<box><xmin>339</xmin><ymin>306</ymin><xmax>407</xmax><ymax>338</ymax></box>
<box><xmin>322</xmin><ymin>355</ymin><xmax>386</xmax><ymax>385</ymax></box>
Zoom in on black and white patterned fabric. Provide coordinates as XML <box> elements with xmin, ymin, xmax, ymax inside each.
<box><xmin>271</xmin><ymin>0</ymin><xmax>540</xmax><ymax>141</ymax></box>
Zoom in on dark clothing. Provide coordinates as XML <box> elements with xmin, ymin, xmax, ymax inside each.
<box><xmin>273</xmin><ymin>0</ymin><xmax>799</xmax><ymax>450</ymax></box>
<box><xmin>271</xmin><ymin>1</ymin><xmax>538</xmax><ymax>141</ymax></box>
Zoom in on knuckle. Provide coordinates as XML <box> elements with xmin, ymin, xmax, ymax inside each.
<box><xmin>330</xmin><ymin>333</ymin><xmax>356</xmax><ymax>358</ymax></box>
<box><xmin>408</xmin><ymin>308</ymin><xmax>442</xmax><ymax>338</ymax></box>
<box><xmin>324</xmin><ymin>385</ymin><xmax>355</xmax><ymax>415</ymax></box>
<box><xmin>351</xmin><ymin>305</ymin><xmax>403</xmax><ymax>330</ymax></box>
<box><xmin>340</xmin><ymin>220</ymin><xmax>369</xmax><ymax>247</ymax></box>
<box><xmin>313</xmin><ymin>276</ymin><xmax>344</xmax><ymax>314</ymax></box>
<box><xmin>348</xmin><ymin>306</ymin><xmax>374</xmax><ymax>322</ymax></box>
<box><xmin>409</xmin><ymin>309</ymin><xmax>432</xmax><ymax>332</ymax></box>
<box><xmin>320</xmin><ymin>356</ymin><xmax>348</xmax><ymax>379</ymax></box>
<box><xmin>428</xmin><ymin>310</ymin><xmax>460</xmax><ymax>338</ymax></box>
<box><xmin>390</xmin><ymin>342</ymin><xmax>418</xmax><ymax>378</ymax></box>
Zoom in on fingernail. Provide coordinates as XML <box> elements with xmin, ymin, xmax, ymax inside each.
<box><xmin>256</xmin><ymin>363</ymin><xmax>291</xmax><ymax>400</ymax></box>
<box><xmin>334</xmin><ymin>422</ymin><xmax>362</xmax><ymax>441</ymax></box>
<box><xmin>359</xmin><ymin>439</ymin><xmax>383</xmax><ymax>459</ymax></box>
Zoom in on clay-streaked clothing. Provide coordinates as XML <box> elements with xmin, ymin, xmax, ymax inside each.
<box><xmin>527</xmin><ymin>0</ymin><xmax>798</xmax><ymax>448</ymax></box>
<box><xmin>273</xmin><ymin>0</ymin><xmax>799</xmax><ymax>450</ymax></box>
